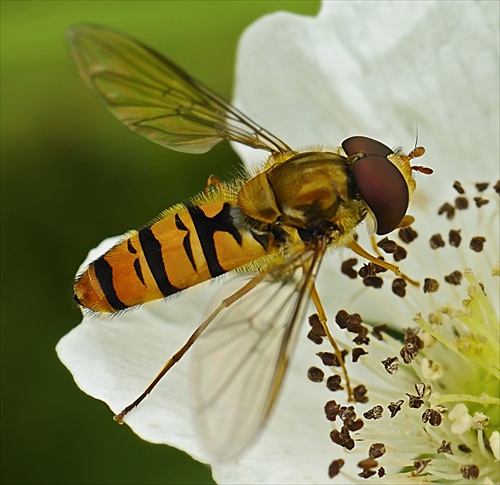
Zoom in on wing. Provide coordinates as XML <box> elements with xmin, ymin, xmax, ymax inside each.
<box><xmin>67</xmin><ymin>25</ymin><xmax>292</xmax><ymax>155</ymax></box>
<box><xmin>191</xmin><ymin>246</ymin><xmax>325</xmax><ymax>461</ymax></box>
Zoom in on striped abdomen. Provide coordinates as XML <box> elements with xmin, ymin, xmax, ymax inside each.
<box><xmin>73</xmin><ymin>201</ymin><xmax>270</xmax><ymax>313</ymax></box>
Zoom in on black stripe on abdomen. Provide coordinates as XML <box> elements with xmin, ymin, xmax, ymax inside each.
<box><xmin>138</xmin><ymin>226</ymin><xmax>179</xmax><ymax>297</ymax></box>
<box><xmin>93</xmin><ymin>257</ymin><xmax>127</xmax><ymax>311</ymax></box>
<box><xmin>188</xmin><ymin>203</ymin><xmax>242</xmax><ymax>278</ymax></box>
<box><xmin>175</xmin><ymin>213</ymin><xmax>196</xmax><ymax>272</ymax></box>
<box><xmin>133</xmin><ymin>258</ymin><xmax>146</xmax><ymax>286</ymax></box>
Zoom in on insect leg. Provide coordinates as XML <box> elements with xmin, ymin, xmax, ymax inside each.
<box><xmin>370</xmin><ymin>235</ymin><xmax>383</xmax><ymax>257</ymax></box>
<box><xmin>348</xmin><ymin>240</ymin><xmax>419</xmax><ymax>286</ymax></box>
<box><xmin>113</xmin><ymin>269</ymin><xmax>269</xmax><ymax>424</ymax></box>
<box><xmin>309</xmin><ymin>284</ymin><xmax>354</xmax><ymax>402</ymax></box>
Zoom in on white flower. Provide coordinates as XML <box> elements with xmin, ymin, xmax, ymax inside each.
<box><xmin>57</xmin><ymin>1</ymin><xmax>499</xmax><ymax>483</ymax></box>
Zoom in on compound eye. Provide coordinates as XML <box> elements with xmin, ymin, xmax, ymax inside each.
<box><xmin>351</xmin><ymin>155</ymin><xmax>409</xmax><ymax>235</ymax></box>
<box><xmin>342</xmin><ymin>136</ymin><xmax>393</xmax><ymax>158</ymax></box>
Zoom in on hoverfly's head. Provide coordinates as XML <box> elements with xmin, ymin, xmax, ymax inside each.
<box><xmin>342</xmin><ymin>136</ymin><xmax>432</xmax><ymax>235</ymax></box>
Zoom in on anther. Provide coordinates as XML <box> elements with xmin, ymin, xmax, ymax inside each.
<box><xmin>369</xmin><ymin>443</ymin><xmax>386</xmax><ymax>458</ymax></box>
<box><xmin>352</xmin><ymin>347</ymin><xmax>368</xmax><ymax>362</ymax></box>
<box><xmin>398</xmin><ymin>226</ymin><xmax>418</xmax><ymax>243</ymax></box>
<box><xmin>371</xmin><ymin>324</ymin><xmax>387</xmax><ymax>340</ymax></box>
<box><xmin>400</xmin><ymin>343</ymin><xmax>420</xmax><ymax>363</ymax></box>
<box><xmin>437</xmin><ymin>440</ymin><xmax>453</xmax><ymax>454</ymax></box>
<box><xmin>388</xmin><ymin>400</ymin><xmax>404</xmax><ymax>417</ymax></box>
<box><xmin>422</xmin><ymin>408</ymin><xmax>443</xmax><ymax>426</ymax></box>
<box><xmin>393</xmin><ymin>245</ymin><xmax>407</xmax><ymax>261</ymax></box>
<box><xmin>392</xmin><ymin>278</ymin><xmax>407</xmax><ymax>297</ymax></box>
<box><xmin>381</xmin><ymin>356</ymin><xmax>399</xmax><ymax>374</ymax></box>
<box><xmin>326</xmin><ymin>375</ymin><xmax>343</xmax><ymax>392</ymax></box>
<box><xmin>307</xmin><ymin>366</ymin><xmax>324</xmax><ymax>383</ymax></box>
<box><xmin>423</xmin><ymin>278</ymin><xmax>439</xmax><ymax>293</ymax></box>
<box><xmin>453</xmin><ymin>181</ymin><xmax>465</xmax><ymax>194</ymax></box>
<box><xmin>377</xmin><ymin>237</ymin><xmax>397</xmax><ymax>253</ymax></box>
<box><xmin>363</xmin><ymin>405</ymin><xmax>383</xmax><ymax>420</ymax></box>
<box><xmin>324</xmin><ymin>400</ymin><xmax>341</xmax><ymax>421</ymax></box>
<box><xmin>412</xmin><ymin>459</ymin><xmax>431</xmax><ymax>476</ymax></box>
<box><xmin>438</xmin><ymin>202</ymin><xmax>455</xmax><ymax>220</ymax></box>
<box><xmin>341</xmin><ymin>258</ymin><xmax>358</xmax><ymax>279</ymax></box>
<box><xmin>444</xmin><ymin>270</ymin><xmax>463</xmax><ymax>285</ymax></box>
<box><xmin>429</xmin><ymin>233</ymin><xmax>445</xmax><ymax>249</ymax></box>
<box><xmin>362</xmin><ymin>276</ymin><xmax>383</xmax><ymax>289</ymax></box>
<box><xmin>473</xmin><ymin>196</ymin><xmax>489</xmax><ymax>207</ymax></box>
<box><xmin>470</xmin><ymin>236</ymin><xmax>486</xmax><ymax>252</ymax></box>
<box><xmin>448</xmin><ymin>229</ymin><xmax>462</xmax><ymax>247</ymax></box>
<box><xmin>455</xmin><ymin>196</ymin><xmax>468</xmax><ymax>210</ymax></box>
<box><xmin>407</xmin><ymin>394</ymin><xmax>424</xmax><ymax>408</ymax></box>
<box><xmin>328</xmin><ymin>459</ymin><xmax>344</xmax><ymax>478</ymax></box>
<box><xmin>353</xmin><ymin>384</ymin><xmax>368</xmax><ymax>403</ymax></box>
<box><xmin>317</xmin><ymin>351</ymin><xmax>347</xmax><ymax>367</ymax></box>
<box><xmin>460</xmin><ymin>465</ymin><xmax>480</xmax><ymax>480</ymax></box>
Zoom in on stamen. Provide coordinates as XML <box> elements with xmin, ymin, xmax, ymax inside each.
<box><xmin>307</xmin><ymin>366</ymin><xmax>325</xmax><ymax>383</ymax></box>
<box><xmin>315</xmin><ymin>180</ymin><xmax>498</xmax><ymax>481</ymax></box>
<box><xmin>341</xmin><ymin>258</ymin><xmax>358</xmax><ymax>279</ymax></box>
<box><xmin>455</xmin><ymin>196</ymin><xmax>469</xmax><ymax>210</ymax></box>
<box><xmin>438</xmin><ymin>202</ymin><xmax>455</xmax><ymax>220</ymax></box>
<box><xmin>377</xmin><ymin>237</ymin><xmax>397</xmax><ymax>253</ymax></box>
<box><xmin>388</xmin><ymin>400</ymin><xmax>404</xmax><ymax>417</ymax></box>
<box><xmin>324</xmin><ymin>400</ymin><xmax>341</xmax><ymax>421</ymax></box>
<box><xmin>392</xmin><ymin>245</ymin><xmax>407</xmax><ymax>261</ymax></box>
<box><xmin>381</xmin><ymin>356</ymin><xmax>399</xmax><ymax>374</ymax></box>
<box><xmin>328</xmin><ymin>459</ymin><xmax>344</xmax><ymax>478</ymax></box>
<box><xmin>460</xmin><ymin>464</ymin><xmax>479</xmax><ymax>479</ymax></box>
<box><xmin>392</xmin><ymin>278</ymin><xmax>407</xmax><ymax>297</ymax></box>
<box><xmin>436</xmin><ymin>440</ymin><xmax>453</xmax><ymax>454</ymax></box>
<box><xmin>317</xmin><ymin>351</ymin><xmax>347</xmax><ymax>367</ymax></box>
<box><xmin>407</xmin><ymin>393</ymin><xmax>424</xmax><ymax>409</ymax></box>
<box><xmin>352</xmin><ymin>384</ymin><xmax>368</xmax><ymax>403</ymax></box>
<box><xmin>475</xmin><ymin>182</ymin><xmax>489</xmax><ymax>192</ymax></box>
<box><xmin>363</xmin><ymin>406</ymin><xmax>383</xmax><ymax>420</ymax></box>
<box><xmin>411</xmin><ymin>459</ymin><xmax>431</xmax><ymax>476</ymax></box>
<box><xmin>362</xmin><ymin>276</ymin><xmax>383</xmax><ymax>289</ymax></box>
<box><xmin>469</xmin><ymin>236</ymin><xmax>486</xmax><ymax>252</ymax></box>
<box><xmin>453</xmin><ymin>181</ymin><xmax>466</xmax><ymax>194</ymax></box>
<box><xmin>326</xmin><ymin>375</ymin><xmax>344</xmax><ymax>392</ymax></box>
<box><xmin>429</xmin><ymin>233</ymin><xmax>445</xmax><ymax>249</ymax></box>
<box><xmin>421</xmin><ymin>408</ymin><xmax>443</xmax><ymax>426</ymax></box>
<box><xmin>448</xmin><ymin>229</ymin><xmax>462</xmax><ymax>247</ymax></box>
<box><xmin>371</xmin><ymin>324</ymin><xmax>387</xmax><ymax>340</ymax></box>
<box><xmin>444</xmin><ymin>270</ymin><xmax>463</xmax><ymax>285</ymax></box>
<box><xmin>352</xmin><ymin>347</ymin><xmax>368</xmax><ymax>362</ymax></box>
<box><xmin>423</xmin><ymin>278</ymin><xmax>439</xmax><ymax>293</ymax></box>
<box><xmin>368</xmin><ymin>443</ymin><xmax>386</xmax><ymax>458</ymax></box>
<box><xmin>398</xmin><ymin>226</ymin><xmax>418</xmax><ymax>243</ymax></box>
<box><xmin>473</xmin><ymin>196</ymin><xmax>489</xmax><ymax>208</ymax></box>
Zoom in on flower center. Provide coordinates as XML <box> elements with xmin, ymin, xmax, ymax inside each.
<box><xmin>306</xmin><ymin>180</ymin><xmax>499</xmax><ymax>481</ymax></box>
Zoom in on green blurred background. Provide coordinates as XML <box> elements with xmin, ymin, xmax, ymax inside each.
<box><xmin>0</xmin><ymin>2</ymin><xmax>319</xmax><ymax>484</ymax></box>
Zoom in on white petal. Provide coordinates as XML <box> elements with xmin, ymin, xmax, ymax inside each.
<box><xmin>233</xmin><ymin>1</ymin><xmax>499</xmax><ymax>187</ymax></box>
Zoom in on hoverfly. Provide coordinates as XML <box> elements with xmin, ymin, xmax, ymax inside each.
<box><xmin>69</xmin><ymin>25</ymin><xmax>431</xmax><ymax>460</ymax></box>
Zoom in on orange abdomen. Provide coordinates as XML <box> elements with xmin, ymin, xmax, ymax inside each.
<box><xmin>74</xmin><ymin>202</ymin><xmax>269</xmax><ymax>313</ymax></box>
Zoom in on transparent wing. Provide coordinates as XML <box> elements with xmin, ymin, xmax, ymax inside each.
<box><xmin>191</xmin><ymin>247</ymin><xmax>325</xmax><ymax>461</ymax></box>
<box><xmin>68</xmin><ymin>24</ymin><xmax>292</xmax><ymax>154</ymax></box>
